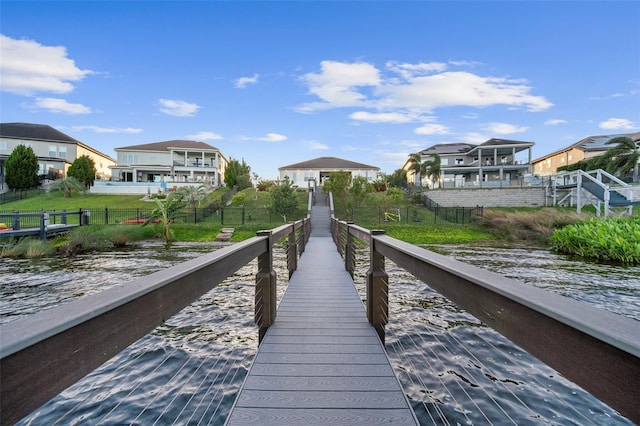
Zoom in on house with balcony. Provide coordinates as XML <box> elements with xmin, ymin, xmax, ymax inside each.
<box><xmin>111</xmin><ymin>140</ymin><xmax>228</xmax><ymax>186</ymax></box>
<box><xmin>404</xmin><ymin>138</ymin><xmax>535</xmax><ymax>188</ymax></box>
<box><xmin>532</xmin><ymin>132</ymin><xmax>640</xmax><ymax>176</ymax></box>
<box><xmin>278</xmin><ymin>156</ymin><xmax>380</xmax><ymax>187</ymax></box>
<box><xmin>0</xmin><ymin>122</ymin><xmax>116</xmax><ymax>191</ymax></box>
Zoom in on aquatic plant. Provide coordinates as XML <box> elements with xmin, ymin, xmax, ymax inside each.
<box><xmin>551</xmin><ymin>216</ymin><xmax>640</xmax><ymax>264</ymax></box>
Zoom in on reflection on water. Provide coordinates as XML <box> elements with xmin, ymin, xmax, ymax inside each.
<box><xmin>3</xmin><ymin>241</ymin><xmax>636</xmax><ymax>425</ymax></box>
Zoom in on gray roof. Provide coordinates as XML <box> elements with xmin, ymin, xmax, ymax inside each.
<box><xmin>0</xmin><ymin>122</ymin><xmax>80</xmax><ymax>143</ymax></box>
<box><xmin>421</xmin><ymin>143</ymin><xmax>476</xmax><ymax>155</ymax></box>
<box><xmin>279</xmin><ymin>156</ymin><xmax>379</xmax><ymax>171</ymax></box>
<box><xmin>116</xmin><ymin>140</ymin><xmax>220</xmax><ymax>151</ymax></box>
<box><xmin>576</xmin><ymin>132</ymin><xmax>640</xmax><ymax>152</ymax></box>
<box><xmin>533</xmin><ymin>131</ymin><xmax>640</xmax><ymax>162</ymax></box>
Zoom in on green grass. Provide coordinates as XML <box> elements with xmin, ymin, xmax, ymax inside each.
<box><xmin>377</xmin><ymin>222</ymin><xmax>495</xmax><ymax>244</ymax></box>
<box><xmin>0</xmin><ymin>191</ymin><xmax>153</xmax><ymax>211</ymax></box>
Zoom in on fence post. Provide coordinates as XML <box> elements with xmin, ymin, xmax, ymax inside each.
<box><xmin>221</xmin><ymin>208</ymin><xmax>225</xmax><ymax>225</ymax></box>
<box><xmin>12</xmin><ymin>211</ymin><xmax>20</xmax><ymax>230</ymax></box>
<box><xmin>61</xmin><ymin>209</ymin><xmax>67</xmax><ymax>225</ymax></box>
<box><xmin>40</xmin><ymin>212</ymin><xmax>49</xmax><ymax>240</ymax></box>
<box><xmin>255</xmin><ymin>230</ymin><xmax>277</xmax><ymax>344</ymax></box>
<box><xmin>105</xmin><ymin>207</ymin><xmax>109</xmax><ymax>225</ymax></box>
<box><xmin>345</xmin><ymin>223</ymin><xmax>355</xmax><ymax>279</ymax></box>
<box><xmin>367</xmin><ymin>230</ymin><xmax>389</xmax><ymax>343</ymax></box>
<box><xmin>287</xmin><ymin>223</ymin><xmax>297</xmax><ymax>278</ymax></box>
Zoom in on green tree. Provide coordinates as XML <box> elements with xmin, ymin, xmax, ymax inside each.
<box><xmin>178</xmin><ymin>184</ymin><xmax>207</xmax><ymax>208</ymax></box>
<box><xmin>604</xmin><ymin>136</ymin><xmax>639</xmax><ymax>183</ymax></box>
<box><xmin>67</xmin><ymin>155</ymin><xmax>96</xmax><ymax>188</ymax></box>
<box><xmin>386</xmin><ymin>168</ymin><xmax>408</xmax><ymax>188</ymax></box>
<box><xmin>5</xmin><ymin>145</ymin><xmax>39</xmax><ymax>190</ymax></box>
<box><xmin>224</xmin><ymin>158</ymin><xmax>252</xmax><ymax>190</ymax></box>
<box><xmin>424</xmin><ymin>153</ymin><xmax>442</xmax><ymax>188</ymax></box>
<box><xmin>143</xmin><ymin>191</ymin><xmax>186</xmax><ymax>244</ymax></box>
<box><xmin>323</xmin><ymin>171</ymin><xmax>351</xmax><ymax>210</ymax></box>
<box><xmin>350</xmin><ymin>176</ymin><xmax>373</xmax><ymax>207</ymax></box>
<box><xmin>269</xmin><ymin>176</ymin><xmax>299</xmax><ymax>222</ymax></box>
<box><xmin>49</xmin><ymin>177</ymin><xmax>86</xmax><ymax>198</ymax></box>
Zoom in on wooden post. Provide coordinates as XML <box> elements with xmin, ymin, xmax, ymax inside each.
<box><xmin>255</xmin><ymin>230</ymin><xmax>277</xmax><ymax>344</ymax></box>
<box><xmin>345</xmin><ymin>223</ymin><xmax>355</xmax><ymax>279</ymax></box>
<box><xmin>367</xmin><ymin>230</ymin><xmax>388</xmax><ymax>343</ymax></box>
<box><xmin>39</xmin><ymin>212</ymin><xmax>49</xmax><ymax>240</ymax></box>
<box><xmin>287</xmin><ymin>223</ymin><xmax>297</xmax><ymax>278</ymax></box>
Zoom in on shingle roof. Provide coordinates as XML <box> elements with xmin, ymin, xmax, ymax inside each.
<box><xmin>421</xmin><ymin>143</ymin><xmax>476</xmax><ymax>155</ymax></box>
<box><xmin>0</xmin><ymin>122</ymin><xmax>80</xmax><ymax>143</ymax></box>
<box><xmin>533</xmin><ymin>132</ymin><xmax>640</xmax><ymax>162</ymax></box>
<box><xmin>279</xmin><ymin>156</ymin><xmax>379</xmax><ymax>171</ymax></box>
<box><xmin>116</xmin><ymin>140</ymin><xmax>220</xmax><ymax>151</ymax></box>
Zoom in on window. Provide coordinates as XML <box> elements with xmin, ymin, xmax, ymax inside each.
<box><xmin>58</xmin><ymin>146</ymin><xmax>67</xmax><ymax>159</ymax></box>
<box><xmin>0</xmin><ymin>141</ymin><xmax>7</xmax><ymax>151</ymax></box>
<box><xmin>455</xmin><ymin>158</ymin><xmax>464</xmax><ymax>165</ymax></box>
<box><xmin>49</xmin><ymin>146</ymin><xmax>57</xmax><ymax>157</ymax></box>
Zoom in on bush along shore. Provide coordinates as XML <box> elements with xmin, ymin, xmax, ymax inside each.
<box><xmin>550</xmin><ymin>216</ymin><xmax>640</xmax><ymax>264</ymax></box>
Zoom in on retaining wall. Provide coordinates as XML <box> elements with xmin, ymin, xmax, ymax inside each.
<box><xmin>425</xmin><ymin>187</ymin><xmax>547</xmax><ymax>208</ymax></box>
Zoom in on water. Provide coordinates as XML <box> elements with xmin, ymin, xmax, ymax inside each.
<box><xmin>2</xmin><ymin>241</ymin><xmax>637</xmax><ymax>425</ymax></box>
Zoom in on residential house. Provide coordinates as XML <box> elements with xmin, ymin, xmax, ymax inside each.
<box><xmin>405</xmin><ymin>138</ymin><xmax>535</xmax><ymax>188</ymax></box>
<box><xmin>279</xmin><ymin>156</ymin><xmax>380</xmax><ymax>187</ymax></box>
<box><xmin>0</xmin><ymin>122</ymin><xmax>116</xmax><ymax>191</ymax></box>
<box><xmin>532</xmin><ymin>132</ymin><xmax>640</xmax><ymax>176</ymax></box>
<box><xmin>111</xmin><ymin>140</ymin><xmax>228</xmax><ymax>186</ymax></box>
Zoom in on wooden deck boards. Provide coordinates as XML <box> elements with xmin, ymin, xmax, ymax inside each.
<box><xmin>226</xmin><ymin>235</ymin><xmax>418</xmax><ymax>425</ymax></box>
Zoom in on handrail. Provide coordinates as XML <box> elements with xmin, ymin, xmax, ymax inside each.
<box><xmin>0</xmin><ymin>217</ymin><xmax>310</xmax><ymax>425</ymax></box>
<box><xmin>331</xmin><ymin>217</ymin><xmax>640</xmax><ymax>423</ymax></box>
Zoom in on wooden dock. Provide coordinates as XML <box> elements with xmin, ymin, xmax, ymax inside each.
<box><xmin>0</xmin><ymin>224</ymin><xmax>77</xmax><ymax>239</ymax></box>
<box><xmin>226</xmin><ymin>200</ymin><xmax>418</xmax><ymax>425</ymax></box>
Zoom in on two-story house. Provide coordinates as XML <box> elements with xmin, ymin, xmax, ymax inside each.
<box><xmin>532</xmin><ymin>132</ymin><xmax>640</xmax><ymax>176</ymax></box>
<box><xmin>111</xmin><ymin>140</ymin><xmax>228</xmax><ymax>186</ymax></box>
<box><xmin>0</xmin><ymin>122</ymin><xmax>116</xmax><ymax>191</ymax></box>
<box><xmin>404</xmin><ymin>138</ymin><xmax>535</xmax><ymax>188</ymax></box>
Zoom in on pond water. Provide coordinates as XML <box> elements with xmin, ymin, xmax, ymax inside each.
<box><xmin>1</xmin><ymin>240</ymin><xmax>637</xmax><ymax>425</ymax></box>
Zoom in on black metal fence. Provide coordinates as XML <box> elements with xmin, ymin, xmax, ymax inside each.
<box><xmin>422</xmin><ymin>195</ymin><xmax>483</xmax><ymax>223</ymax></box>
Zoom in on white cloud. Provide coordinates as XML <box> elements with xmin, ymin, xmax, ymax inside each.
<box><xmin>349</xmin><ymin>111</ymin><xmax>415</xmax><ymax>124</ymax></box>
<box><xmin>545</xmin><ymin>119</ymin><xmax>567</xmax><ymax>126</ymax></box>
<box><xmin>461</xmin><ymin>132</ymin><xmax>489</xmax><ymax>144</ymax></box>
<box><xmin>234</xmin><ymin>73</ymin><xmax>259</xmax><ymax>89</ymax></box>
<box><xmin>158</xmin><ymin>98</ymin><xmax>200</xmax><ymax>117</ymax></box>
<box><xmin>414</xmin><ymin>124</ymin><xmax>450</xmax><ymax>135</ymax></box>
<box><xmin>297</xmin><ymin>60</ymin><xmax>552</xmax><ymax>114</ymax></box>
<box><xmin>484</xmin><ymin>122</ymin><xmax>528</xmax><ymax>134</ymax></box>
<box><xmin>185</xmin><ymin>131</ymin><xmax>223</xmax><ymax>141</ymax></box>
<box><xmin>0</xmin><ymin>34</ymin><xmax>93</xmax><ymax>95</ymax></box>
<box><xmin>307</xmin><ymin>140</ymin><xmax>329</xmax><ymax>150</ymax></box>
<box><xmin>33</xmin><ymin>97</ymin><xmax>91</xmax><ymax>114</ymax></box>
<box><xmin>385</xmin><ymin>61</ymin><xmax>448</xmax><ymax>79</ymax></box>
<box><xmin>599</xmin><ymin>117</ymin><xmax>636</xmax><ymax>130</ymax></box>
<box><xmin>257</xmin><ymin>133</ymin><xmax>287</xmax><ymax>142</ymax></box>
<box><xmin>297</xmin><ymin>61</ymin><xmax>380</xmax><ymax>112</ymax></box>
<box><xmin>72</xmin><ymin>125</ymin><xmax>142</xmax><ymax>133</ymax></box>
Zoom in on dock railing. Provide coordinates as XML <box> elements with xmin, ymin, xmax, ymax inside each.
<box><xmin>331</xmin><ymin>215</ymin><xmax>640</xmax><ymax>423</ymax></box>
<box><xmin>0</xmin><ymin>214</ymin><xmax>311</xmax><ymax>425</ymax></box>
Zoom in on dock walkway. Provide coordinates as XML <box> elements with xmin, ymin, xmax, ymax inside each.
<box><xmin>226</xmin><ymin>195</ymin><xmax>418</xmax><ymax>425</ymax></box>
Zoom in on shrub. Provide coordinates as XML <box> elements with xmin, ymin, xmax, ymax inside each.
<box><xmin>551</xmin><ymin>216</ymin><xmax>640</xmax><ymax>264</ymax></box>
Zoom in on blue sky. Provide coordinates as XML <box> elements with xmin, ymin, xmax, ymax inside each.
<box><xmin>1</xmin><ymin>1</ymin><xmax>639</xmax><ymax>179</ymax></box>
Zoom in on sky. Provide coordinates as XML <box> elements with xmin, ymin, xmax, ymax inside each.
<box><xmin>1</xmin><ymin>1</ymin><xmax>639</xmax><ymax>180</ymax></box>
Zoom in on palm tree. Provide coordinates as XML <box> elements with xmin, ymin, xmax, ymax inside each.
<box><xmin>143</xmin><ymin>191</ymin><xmax>185</xmax><ymax>244</ymax></box>
<box><xmin>178</xmin><ymin>184</ymin><xmax>207</xmax><ymax>208</ymax></box>
<box><xmin>424</xmin><ymin>153</ymin><xmax>442</xmax><ymax>188</ymax></box>
<box><xmin>408</xmin><ymin>153</ymin><xmax>423</xmax><ymax>186</ymax></box>
<box><xmin>605</xmin><ymin>136</ymin><xmax>640</xmax><ymax>183</ymax></box>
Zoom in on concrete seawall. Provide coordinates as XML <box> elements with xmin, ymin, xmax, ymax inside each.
<box><xmin>425</xmin><ymin>187</ymin><xmax>546</xmax><ymax>208</ymax></box>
